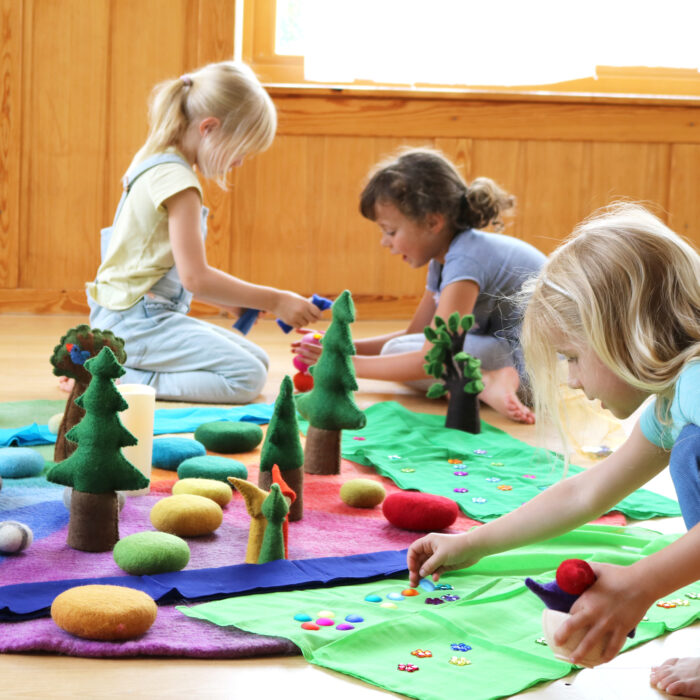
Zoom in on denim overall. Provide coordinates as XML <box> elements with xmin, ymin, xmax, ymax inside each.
<box><xmin>89</xmin><ymin>153</ymin><xmax>269</xmax><ymax>403</ymax></box>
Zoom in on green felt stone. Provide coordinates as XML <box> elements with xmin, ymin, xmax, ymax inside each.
<box><xmin>113</xmin><ymin>531</ymin><xmax>190</xmax><ymax>575</ymax></box>
<box><xmin>177</xmin><ymin>455</ymin><xmax>248</xmax><ymax>483</ymax></box>
<box><xmin>194</xmin><ymin>421</ymin><xmax>263</xmax><ymax>453</ymax></box>
<box><xmin>339</xmin><ymin>478</ymin><xmax>386</xmax><ymax>508</ymax></box>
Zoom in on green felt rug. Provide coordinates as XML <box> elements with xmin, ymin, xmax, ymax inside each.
<box><xmin>179</xmin><ymin>525</ymin><xmax>700</xmax><ymax>700</ymax></box>
<box><xmin>300</xmin><ymin>402</ymin><xmax>680</xmax><ymax>522</ymax></box>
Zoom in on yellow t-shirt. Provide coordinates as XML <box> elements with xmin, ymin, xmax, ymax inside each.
<box><xmin>87</xmin><ymin>150</ymin><xmax>203</xmax><ymax>310</ymax></box>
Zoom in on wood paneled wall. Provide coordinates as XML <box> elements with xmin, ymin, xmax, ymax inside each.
<box><xmin>2</xmin><ymin>0</ymin><xmax>699</xmax><ymax>319</ymax></box>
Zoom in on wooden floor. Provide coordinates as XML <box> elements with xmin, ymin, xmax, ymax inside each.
<box><xmin>0</xmin><ymin>313</ymin><xmax>694</xmax><ymax>699</ymax></box>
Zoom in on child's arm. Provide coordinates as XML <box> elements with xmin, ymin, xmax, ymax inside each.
<box><xmin>560</xmin><ymin>517</ymin><xmax>700</xmax><ymax>665</ymax></box>
<box><xmin>407</xmin><ymin>421</ymin><xmax>669</xmax><ymax>587</ymax></box>
<box><xmin>352</xmin><ymin>280</ymin><xmax>479</xmax><ymax>381</ymax></box>
<box><xmin>165</xmin><ymin>189</ymin><xmax>321</xmax><ymax>328</ymax></box>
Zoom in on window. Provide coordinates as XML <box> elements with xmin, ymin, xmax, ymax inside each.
<box><xmin>243</xmin><ymin>0</ymin><xmax>700</xmax><ymax>97</ymax></box>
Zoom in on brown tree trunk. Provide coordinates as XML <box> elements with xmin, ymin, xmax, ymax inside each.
<box><xmin>54</xmin><ymin>380</ymin><xmax>88</xmax><ymax>462</ymax></box>
<box><xmin>303</xmin><ymin>426</ymin><xmax>341</xmax><ymax>475</ymax></box>
<box><xmin>445</xmin><ymin>378</ymin><xmax>481</xmax><ymax>434</ymax></box>
<box><xmin>68</xmin><ymin>490</ymin><xmax>119</xmax><ymax>552</ymax></box>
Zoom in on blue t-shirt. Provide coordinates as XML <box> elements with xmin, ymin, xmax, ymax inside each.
<box><xmin>426</xmin><ymin>229</ymin><xmax>546</xmax><ymax>342</ymax></box>
<box><xmin>640</xmin><ymin>361</ymin><xmax>700</xmax><ymax>449</ymax></box>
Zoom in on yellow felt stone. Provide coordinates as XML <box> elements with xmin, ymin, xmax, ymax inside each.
<box><xmin>339</xmin><ymin>478</ymin><xmax>386</xmax><ymax>508</ymax></box>
<box><xmin>51</xmin><ymin>584</ymin><xmax>157</xmax><ymax>641</ymax></box>
<box><xmin>150</xmin><ymin>494</ymin><xmax>223</xmax><ymax>536</ymax></box>
<box><xmin>172</xmin><ymin>478</ymin><xmax>232</xmax><ymax>507</ymax></box>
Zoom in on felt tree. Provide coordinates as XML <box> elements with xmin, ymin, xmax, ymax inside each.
<box><xmin>296</xmin><ymin>290</ymin><xmax>366</xmax><ymax>475</ymax></box>
<box><xmin>258</xmin><ymin>375</ymin><xmax>305</xmax><ymax>520</ymax></box>
<box><xmin>424</xmin><ymin>313</ymin><xmax>484</xmax><ymax>434</ymax></box>
<box><xmin>47</xmin><ymin>346</ymin><xmax>149</xmax><ymax>552</ymax></box>
<box><xmin>228</xmin><ymin>477</ymin><xmax>268</xmax><ymax>564</ymax></box>
<box><xmin>50</xmin><ymin>325</ymin><xmax>126</xmax><ymax>462</ymax></box>
<box><xmin>257</xmin><ymin>483</ymin><xmax>289</xmax><ymax>564</ymax></box>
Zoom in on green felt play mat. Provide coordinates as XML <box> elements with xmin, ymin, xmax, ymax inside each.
<box><xmin>302</xmin><ymin>401</ymin><xmax>680</xmax><ymax>523</ymax></box>
<box><xmin>180</xmin><ymin>525</ymin><xmax>700</xmax><ymax>700</ymax></box>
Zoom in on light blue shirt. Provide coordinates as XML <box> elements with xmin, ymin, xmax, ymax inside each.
<box><xmin>426</xmin><ymin>229</ymin><xmax>546</xmax><ymax>342</ymax></box>
<box><xmin>640</xmin><ymin>361</ymin><xmax>700</xmax><ymax>449</ymax></box>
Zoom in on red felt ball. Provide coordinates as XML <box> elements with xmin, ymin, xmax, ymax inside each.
<box><xmin>293</xmin><ymin>372</ymin><xmax>314</xmax><ymax>393</ymax></box>
<box><xmin>555</xmin><ymin>558</ymin><xmax>596</xmax><ymax>595</ymax></box>
<box><xmin>382</xmin><ymin>492</ymin><xmax>459</xmax><ymax>532</ymax></box>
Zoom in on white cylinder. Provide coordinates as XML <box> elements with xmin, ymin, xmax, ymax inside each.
<box><xmin>117</xmin><ymin>384</ymin><xmax>156</xmax><ymax>496</ymax></box>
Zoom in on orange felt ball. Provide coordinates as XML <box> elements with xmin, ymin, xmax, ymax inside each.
<box><xmin>293</xmin><ymin>372</ymin><xmax>314</xmax><ymax>393</ymax></box>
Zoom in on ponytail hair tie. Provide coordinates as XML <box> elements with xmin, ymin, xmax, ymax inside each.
<box><xmin>180</xmin><ymin>74</ymin><xmax>193</xmax><ymax>87</ymax></box>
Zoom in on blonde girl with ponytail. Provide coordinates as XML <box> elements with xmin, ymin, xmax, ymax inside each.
<box><xmin>87</xmin><ymin>61</ymin><xmax>321</xmax><ymax>403</ymax></box>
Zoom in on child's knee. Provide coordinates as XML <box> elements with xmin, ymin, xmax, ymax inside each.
<box><xmin>228</xmin><ymin>359</ymin><xmax>268</xmax><ymax>403</ymax></box>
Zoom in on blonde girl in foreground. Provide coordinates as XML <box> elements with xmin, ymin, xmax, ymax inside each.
<box><xmin>87</xmin><ymin>61</ymin><xmax>320</xmax><ymax>402</ymax></box>
<box><xmin>407</xmin><ymin>203</ymin><xmax>700</xmax><ymax>696</ymax></box>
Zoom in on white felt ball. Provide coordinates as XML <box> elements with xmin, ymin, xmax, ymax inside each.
<box><xmin>48</xmin><ymin>412</ymin><xmax>64</xmax><ymax>435</ymax></box>
<box><xmin>0</xmin><ymin>520</ymin><xmax>33</xmax><ymax>554</ymax></box>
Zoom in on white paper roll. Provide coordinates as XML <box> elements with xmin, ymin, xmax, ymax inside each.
<box><xmin>117</xmin><ymin>384</ymin><xmax>156</xmax><ymax>496</ymax></box>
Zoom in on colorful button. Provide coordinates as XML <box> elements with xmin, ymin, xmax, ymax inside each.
<box><xmin>485</xmin><ymin>477</ymin><xmax>501</xmax><ymax>482</ymax></box>
<box><xmin>453</xmin><ymin>487</ymin><xmax>469</xmax><ymax>493</ymax></box>
<box><xmin>472</xmin><ymin>497</ymin><xmax>487</xmax><ymax>503</ymax></box>
<box><xmin>397</xmin><ymin>663</ymin><xmax>419</xmax><ymax>672</ymax></box>
<box><xmin>441</xmin><ymin>594</ymin><xmax>460</xmax><ymax>601</ymax></box>
<box><xmin>365</xmin><ymin>594</ymin><xmax>382</xmax><ymax>602</ymax></box>
<box><xmin>497</xmin><ymin>484</ymin><xmax>513</xmax><ymax>491</ymax></box>
<box><xmin>293</xmin><ymin>613</ymin><xmax>312</xmax><ymax>622</ymax></box>
<box><xmin>523</xmin><ymin>474</ymin><xmax>536</xmax><ymax>479</ymax></box>
<box><xmin>454</xmin><ymin>471</ymin><xmax>469</xmax><ymax>476</ymax></box>
<box><xmin>447</xmin><ymin>459</ymin><xmax>463</xmax><ymax>464</ymax></box>
<box><xmin>434</xmin><ymin>584</ymin><xmax>453</xmax><ymax>590</ymax></box>
<box><xmin>490</xmin><ymin>462</ymin><xmax>504</xmax><ymax>467</ymax></box>
<box><xmin>449</xmin><ymin>656</ymin><xmax>471</xmax><ymax>666</ymax></box>
<box><xmin>473</xmin><ymin>449</ymin><xmax>488</xmax><ymax>455</ymax></box>
<box><xmin>535</xmin><ymin>637</ymin><xmax>547</xmax><ymax>646</ymax></box>
<box><xmin>686</xmin><ymin>592</ymin><xmax>700</xmax><ymax>599</ymax></box>
<box><xmin>387</xmin><ymin>455</ymin><xmax>402</xmax><ymax>460</ymax></box>
<box><xmin>419</xmin><ymin>578</ymin><xmax>436</xmax><ymax>591</ymax></box>
<box><xmin>352</xmin><ymin>436</ymin><xmax>366</xmax><ymax>441</ymax></box>
<box><xmin>411</xmin><ymin>649</ymin><xmax>432</xmax><ymax>658</ymax></box>
<box><xmin>345</xmin><ymin>614</ymin><xmax>364</xmax><ymax>623</ymax></box>
<box><xmin>316</xmin><ymin>617</ymin><xmax>334</xmax><ymax>626</ymax></box>
<box><xmin>425</xmin><ymin>597</ymin><xmax>445</xmax><ymax>605</ymax></box>
<box><xmin>317</xmin><ymin>610</ymin><xmax>335</xmax><ymax>618</ymax></box>
<box><xmin>387</xmin><ymin>592</ymin><xmax>405</xmax><ymax>601</ymax></box>
<box><xmin>400</xmin><ymin>468</ymin><xmax>416</xmax><ymax>473</ymax></box>
<box><xmin>336</xmin><ymin>623</ymin><xmax>354</xmax><ymax>630</ymax></box>
<box><xmin>301</xmin><ymin>622</ymin><xmax>320</xmax><ymax>630</ymax></box>
<box><xmin>401</xmin><ymin>589</ymin><xmax>420</xmax><ymax>597</ymax></box>
<box><xmin>451</xmin><ymin>642</ymin><xmax>472</xmax><ymax>652</ymax></box>
<box><xmin>380</xmin><ymin>602</ymin><xmax>398</xmax><ymax>609</ymax></box>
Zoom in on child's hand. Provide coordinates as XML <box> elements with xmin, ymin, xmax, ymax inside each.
<box><xmin>553</xmin><ymin>562</ymin><xmax>652</xmax><ymax>666</ymax></box>
<box><xmin>274</xmin><ymin>293</ymin><xmax>322</xmax><ymax>330</ymax></box>
<box><xmin>407</xmin><ymin>532</ymin><xmax>480</xmax><ymax>588</ymax></box>
<box><xmin>291</xmin><ymin>329</ymin><xmax>324</xmax><ymax>367</ymax></box>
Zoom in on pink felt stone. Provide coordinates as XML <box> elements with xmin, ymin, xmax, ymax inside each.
<box><xmin>316</xmin><ymin>617</ymin><xmax>334</xmax><ymax>626</ymax></box>
<box><xmin>382</xmin><ymin>492</ymin><xmax>459</xmax><ymax>532</ymax></box>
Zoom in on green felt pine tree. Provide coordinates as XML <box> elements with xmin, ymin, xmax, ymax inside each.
<box><xmin>296</xmin><ymin>290</ymin><xmax>366</xmax><ymax>474</ymax></box>
<box><xmin>424</xmin><ymin>312</ymin><xmax>484</xmax><ymax>434</ymax></box>
<box><xmin>50</xmin><ymin>325</ymin><xmax>126</xmax><ymax>462</ymax></box>
<box><xmin>258</xmin><ymin>375</ymin><xmax>305</xmax><ymax>521</ymax></box>
<box><xmin>257</xmin><ymin>484</ymin><xmax>289</xmax><ymax>564</ymax></box>
<box><xmin>47</xmin><ymin>346</ymin><xmax>149</xmax><ymax>551</ymax></box>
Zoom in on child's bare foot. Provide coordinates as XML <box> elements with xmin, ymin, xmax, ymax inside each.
<box><xmin>58</xmin><ymin>376</ymin><xmax>75</xmax><ymax>394</ymax></box>
<box><xmin>651</xmin><ymin>657</ymin><xmax>700</xmax><ymax>697</ymax></box>
<box><xmin>479</xmin><ymin>366</ymin><xmax>535</xmax><ymax>425</ymax></box>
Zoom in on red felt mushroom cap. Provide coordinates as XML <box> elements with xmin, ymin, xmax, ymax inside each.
<box><xmin>555</xmin><ymin>558</ymin><xmax>596</xmax><ymax>595</ymax></box>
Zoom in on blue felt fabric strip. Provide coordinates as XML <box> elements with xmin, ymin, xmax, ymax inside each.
<box><xmin>0</xmin><ymin>549</ymin><xmax>409</xmax><ymax>621</ymax></box>
<box><xmin>0</xmin><ymin>403</ymin><xmax>275</xmax><ymax>447</ymax></box>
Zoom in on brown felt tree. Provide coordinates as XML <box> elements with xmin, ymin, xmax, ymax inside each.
<box><xmin>50</xmin><ymin>325</ymin><xmax>126</xmax><ymax>462</ymax></box>
<box><xmin>423</xmin><ymin>313</ymin><xmax>484</xmax><ymax>433</ymax></box>
<box><xmin>296</xmin><ymin>290</ymin><xmax>366</xmax><ymax>475</ymax></box>
<box><xmin>47</xmin><ymin>346</ymin><xmax>148</xmax><ymax>552</ymax></box>
<box><xmin>258</xmin><ymin>375</ymin><xmax>305</xmax><ymax>520</ymax></box>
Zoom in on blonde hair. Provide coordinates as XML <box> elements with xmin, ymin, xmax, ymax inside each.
<box><xmin>359</xmin><ymin>147</ymin><xmax>514</xmax><ymax>234</ymax></box>
<box><xmin>135</xmin><ymin>61</ymin><xmax>276</xmax><ymax>187</ymax></box>
<box><xmin>521</xmin><ymin>202</ymin><xmax>700</xmax><ymax>460</ymax></box>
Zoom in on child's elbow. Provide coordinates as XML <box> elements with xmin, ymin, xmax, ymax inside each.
<box><xmin>178</xmin><ymin>268</ymin><xmax>205</xmax><ymax>296</ymax></box>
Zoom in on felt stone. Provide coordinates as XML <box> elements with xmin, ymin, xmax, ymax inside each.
<box><xmin>113</xmin><ymin>531</ymin><xmax>190</xmax><ymax>574</ymax></box>
<box><xmin>51</xmin><ymin>584</ymin><xmax>157</xmax><ymax>641</ymax></box>
<box><xmin>177</xmin><ymin>455</ymin><xmax>248</xmax><ymax>483</ymax></box>
<box><xmin>194</xmin><ymin>421</ymin><xmax>263</xmax><ymax>453</ymax></box>
<box><xmin>382</xmin><ymin>491</ymin><xmax>459</xmax><ymax>531</ymax></box>
<box><xmin>0</xmin><ymin>447</ymin><xmax>45</xmax><ymax>478</ymax></box>
<box><xmin>0</xmin><ymin>520</ymin><xmax>33</xmax><ymax>553</ymax></box>
<box><xmin>48</xmin><ymin>412</ymin><xmax>64</xmax><ymax>435</ymax></box>
<box><xmin>172</xmin><ymin>478</ymin><xmax>233</xmax><ymax>507</ymax></box>
<box><xmin>150</xmin><ymin>494</ymin><xmax>223</xmax><ymax>537</ymax></box>
<box><xmin>339</xmin><ymin>478</ymin><xmax>386</xmax><ymax>508</ymax></box>
<box><xmin>152</xmin><ymin>437</ymin><xmax>206</xmax><ymax>471</ymax></box>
